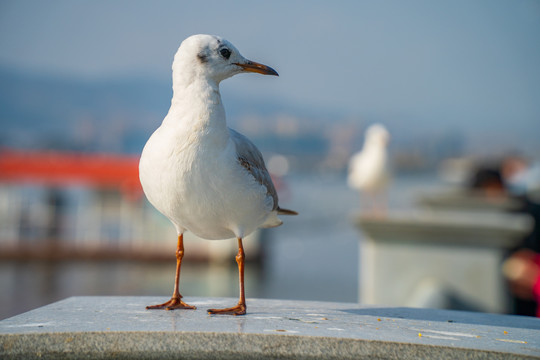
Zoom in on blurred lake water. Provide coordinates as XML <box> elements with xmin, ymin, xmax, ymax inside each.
<box><xmin>0</xmin><ymin>172</ymin><xmax>447</xmax><ymax>320</ymax></box>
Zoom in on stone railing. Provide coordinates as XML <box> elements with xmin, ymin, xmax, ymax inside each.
<box><xmin>1</xmin><ymin>297</ymin><xmax>540</xmax><ymax>359</ymax></box>
<box><xmin>355</xmin><ymin>211</ymin><xmax>533</xmax><ymax>313</ymax></box>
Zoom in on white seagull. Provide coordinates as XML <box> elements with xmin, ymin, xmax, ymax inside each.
<box><xmin>139</xmin><ymin>34</ymin><xmax>297</xmax><ymax>315</ymax></box>
<box><xmin>347</xmin><ymin>123</ymin><xmax>391</xmax><ymax>214</ymax></box>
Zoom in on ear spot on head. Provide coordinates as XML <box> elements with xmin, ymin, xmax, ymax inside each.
<box><xmin>197</xmin><ymin>52</ymin><xmax>208</xmax><ymax>63</ymax></box>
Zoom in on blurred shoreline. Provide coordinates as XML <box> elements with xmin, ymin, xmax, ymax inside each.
<box><xmin>0</xmin><ymin>171</ymin><xmax>446</xmax><ymax>320</ymax></box>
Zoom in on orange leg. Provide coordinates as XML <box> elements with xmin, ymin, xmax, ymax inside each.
<box><xmin>146</xmin><ymin>234</ymin><xmax>196</xmax><ymax>311</ymax></box>
<box><xmin>208</xmin><ymin>238</ymin><xmax>246</xmax><ymax>316</ymax></box>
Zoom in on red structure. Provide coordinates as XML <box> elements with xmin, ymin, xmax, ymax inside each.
<box><xmin>0</xmin><ymin>148</ymin><xmax>142</xmax><ymax>198</ymax></box>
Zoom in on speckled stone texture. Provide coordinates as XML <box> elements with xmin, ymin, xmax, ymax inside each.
<box><xmin>1</xmin><ymin>297</ymin><xmax>540</xmax><ymax>359</ymax></box>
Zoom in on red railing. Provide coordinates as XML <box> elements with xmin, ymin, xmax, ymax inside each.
<box><xmin>0</xmin><ymin>148</ymin><xmax>142</xmax><ymax>198</ymax></box>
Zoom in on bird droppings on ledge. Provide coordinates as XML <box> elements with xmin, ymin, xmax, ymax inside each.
<box><xmin>287</xmin><ymin>317</ymin><xmax>321</xmax><ymax>324</ymax></box>
<box><xmin>496</xmin><ymin>339</ymin><xmax>528</xmax><ymax>344</ymax></box>
<box><xmin>264</xmin><ymin>329</ymin><xmax>299</xmax><ymax>334</ymax></box>
<box><xmin>2</xmin><ymin>296</ymin><xmax>540</xmax><ymax>359</ymax></box>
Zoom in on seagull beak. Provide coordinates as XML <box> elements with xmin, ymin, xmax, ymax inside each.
<box><xmin>235</xmin><ymin>60</ymin><xmax>279</xmax><ymax>76</ymax></box>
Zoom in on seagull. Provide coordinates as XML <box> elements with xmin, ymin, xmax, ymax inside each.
<box><xmin>139</xmin><ymin>34</ymin><xmax>297</xmax><ymax>315</ymax></box>
<box><xmin>347</xmin><ymin>123</ymin><xmax>391</xmax><ymax>214</ymax></box>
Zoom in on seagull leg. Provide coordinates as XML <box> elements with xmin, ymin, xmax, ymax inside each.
<box><xmin>366</xmin><ymin>191</ymin><xmax>377</xmax><ymax>216</ymax></box>
<box><xmin>208</xmin><ymin>237</ymin><xmax>247</xmax><ymax>316</ymax></box>
<box><xmin>146</xmin><ymin>234</ymin><xmax>196</xmax><ymax>310</ymax></box>
<box><xmin>379</xmin><ymin>190</ymin><xmax>388</xmax><ymax>216</ymax></box>
<box><xmin>372</xmin><ymin>190</ymin><xmax>387</xmax><ymax>217</ymax></box>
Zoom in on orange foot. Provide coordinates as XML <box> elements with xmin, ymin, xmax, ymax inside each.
<box><xmin>146</xmin><ymin>296</ymin><xmax>196</xmax><ymax>311</ymax></box>
<box><xmin>207</xmin><ymin>303</ymin><xmax>246</xmax><ymax>316</ymax></box>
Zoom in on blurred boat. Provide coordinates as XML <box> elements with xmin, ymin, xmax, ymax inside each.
<box><xmin>0</xmin><ymin>148</ymin><xmax>262</xmax><ymax>263</ymax></box>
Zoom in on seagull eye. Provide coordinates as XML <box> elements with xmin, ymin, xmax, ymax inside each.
<box><xmin>220</xmin><ymin>48</ymin><xmax>231</xmax><ymax>59</ymax></box>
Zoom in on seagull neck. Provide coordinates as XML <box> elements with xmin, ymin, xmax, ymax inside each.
<box><xmin>167</xmin><ymin>78</ymin><xmax>227</xmax><ymax>132</ymax></box>
<box><xmin>363</xmin><ymin>141</ymin><xmax>386</xmax><ymax>154</ymax></box>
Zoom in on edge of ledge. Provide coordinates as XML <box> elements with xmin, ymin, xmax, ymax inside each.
<box><xmin>2</xmin><ymin>331</ymin><xmax>535</xmax><ymax>360</ymax></box>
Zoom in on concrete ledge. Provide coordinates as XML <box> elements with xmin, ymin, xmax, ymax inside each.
<box><xmin>355</xmin><ymin>211</ymin><xmax>533</xmax><ymax>247</ymax></box>
<box><xmin>354</xmin><ymin>211</ymin><xmax>533</xmax><ymax>312</ymax></box>
<box><xmin>418</xmin><ymin>191</ymin><xmax>524</xmax><ymax>212</ymax></box>
<box><xmin>1</xmin><ymin>297</ymin><xmax>540</xmax><ymax>359</ymax></box>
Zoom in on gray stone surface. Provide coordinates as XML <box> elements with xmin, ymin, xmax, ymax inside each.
<box><xmin>356</xmin><ymin>211</ymin><xmax>533</xmax><ymax>247</ymax></box>
<box><xmin>355</xmin><ymin>211</ymin><xmax>533</xmax><ymax>313</ymax></box>
<box><xmin>1</xmin><ymin>296</ymin><xmax>540</xmax><ymax>359</ymax></box>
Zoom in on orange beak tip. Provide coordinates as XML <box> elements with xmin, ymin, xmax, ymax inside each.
<box><xmin>235</xmin><ymin>61</ymin><xmax>279</xmax><ymax>76</ymax></box>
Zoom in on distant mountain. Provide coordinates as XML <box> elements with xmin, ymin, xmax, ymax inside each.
<box><xmin>0</xmin><ymin>67</ymin><xmax>334</xmax><ymax>155</ymax></box>
<box><xmin>0</xmin><ymin>67</ymin><xmax>171</xmax><ymax>153</ymax></box>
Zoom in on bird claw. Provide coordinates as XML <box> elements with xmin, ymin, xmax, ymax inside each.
<box><xmin>207</xmin><ymin>303</ymin><xmax>246</xmax><ymax>316</ymax></box>
<box><xmin>146</xmin><ymin>297</ymin><xmax>196</xmax><ymax>311</ymax></box>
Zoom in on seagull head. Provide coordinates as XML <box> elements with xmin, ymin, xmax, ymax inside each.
<box><xmin>173</xmin><ymin>34</ymin><xmax>278</xmax><ymax>85</ymax></box>
<box><xmin>365</xmin><ymin>123</ymin><xmax>390</xmax><ymax>147</ymax></box>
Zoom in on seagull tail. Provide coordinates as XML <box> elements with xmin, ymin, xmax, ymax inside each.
<box><xmin>260</xmin><ymin>207</ymin><xmax>297</xmax><ymax>229</ymax></box>
<box><xmin>277</xmin><ymin>207</ymin><xmax>298</xmax><ymax>216</ymax></box>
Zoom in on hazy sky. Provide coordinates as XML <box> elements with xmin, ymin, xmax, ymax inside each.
<box><xmin>1</xmin><ymin>0</ymin><xmax>539</xmax><ymax>153</ymax></box>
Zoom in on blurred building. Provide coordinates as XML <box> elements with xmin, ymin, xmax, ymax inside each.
<box><xmin>0</xmin><ymin>149</ymin><xmax>260</xmax><ymax>263</ymax></box>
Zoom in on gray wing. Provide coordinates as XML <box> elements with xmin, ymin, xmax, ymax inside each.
<box><xmin>229</xmin><ymin>128</ymin><xmax>279</xmax><ymax>211</ymax></box>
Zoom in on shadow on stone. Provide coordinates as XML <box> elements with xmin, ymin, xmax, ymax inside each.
<box><xmin>340</xmin><ymin>306</ymin><xmax>540</xmax><ymax>330</ymax></box>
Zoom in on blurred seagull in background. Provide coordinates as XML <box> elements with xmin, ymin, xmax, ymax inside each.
<box><xmin>139</xmin><ymin>34</ymin><xmax>297</xmax><ymax>316</ymax></box>
<box><xmin>348</xmin><ymin>123</ymin><xmax>391</xmax><ymax>214</ymax></box>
